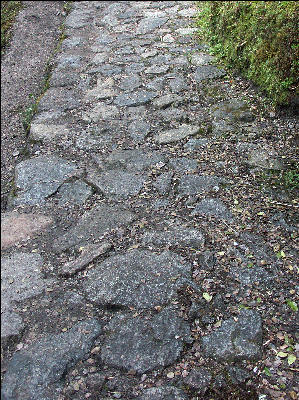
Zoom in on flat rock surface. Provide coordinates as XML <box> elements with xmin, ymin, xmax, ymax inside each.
<box><xmin>81</xmin><ymin>250</ymin><xmax>192</xmax><ymax>309</ymax></box>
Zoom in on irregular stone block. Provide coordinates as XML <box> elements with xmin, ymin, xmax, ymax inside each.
<box><xmin>155</xmin><ymin>124</ymin><xmax>200</xmax><ymax>144</ymax></box>
<box><xmin>142</xmin><ymin>226</ymin><xmax>204</xmax><ymax>249</ymax></box>
<box><xmin>114</xmin><ymin>90</ymin><xmax>158</xmax><ymax>107</ymax></box>
<box><xmin>136</xmin><ymin>17</ymin><xmax>168</xmax><ymax>34</ymax></box>
<box><xmin>191</xmin><ymin>198</ymin><xmax>233</xmax><ymax>221</ymax></box>
<box><xmin>137</xmin><ymin>385</ymin><xmax>188</xmax><ymax>400</ymax></box>
<box><xmin>194</xmin><ymin>65</ymin><xmax>226</xmax><ymax>82</ymax></box>
<box><xmin>177</xmin><ymin>174</ymin><xmax>224</xmax><ymax>195</ymax></box>
<box><xmin>81</xmin><ymin>250</ymin><xmax>192</xmax><ymax>309</ymax></box>
<box><xmin>103</xmin><ymin>149</ymin><xmax>166</xmax><ymax>172</ymax></box>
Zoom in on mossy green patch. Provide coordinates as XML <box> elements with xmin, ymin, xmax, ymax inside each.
<box><xmin>196</xmin><ymin>1</ymin><xmax>299</xmax><ymax>106</ymax></box>
<box><xmin>1</xmin><ymin>1</ymin><xmax>23</xmax><ymax>56</ymax></box>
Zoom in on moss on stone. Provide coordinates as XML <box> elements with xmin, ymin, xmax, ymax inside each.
<box><xmin>196</xmin><ymin>1</ymin><xmax>298</xmax><ymax>106</ymax></box>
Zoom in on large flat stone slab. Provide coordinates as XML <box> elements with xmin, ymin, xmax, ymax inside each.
<box><xmin>191</xmin><ymin>198</ymin><xmax>233</xmax><ymax>221</ymax></box>
<box><xmin>102</xmin><ymin>149</ymin><xmax>166</xmax><ymax>171</ymax></box>
<box><xmin>81</xmin><ymin>250</ymin><xmax>192</xmax><ymax>309</ymax></box>
<box><xmin>100</xmin><ymin>307</ymin><xmax>192</xmax><ymax>374</ymax></box>
<box><xmin>142</xmin><ymin>226</ymin><xmax>204</xmax><ymax>249</ymax></box>
<box><xmin>114</xmin><ymin>90</ymin><xmax>158</xmax><ymax>107</ymax></box>
<box><xmin>53</xmin><ymin>204</ymin><xmax>135</xmax><ymax>252</ymax></box>
<box><xmin>201</xmin><ymin>309</ymin><xmax>263</xmax><ymax>361</ymax></box>
<box><xmin>194</xmin><ymin>65</ymin><xmax>226</xmax><ymax>82</ymax></box>
<box><xmin>1</xmin><ymin>212</ymin><xmax>53</xmax><ymax>250</ymax></box>
<box><xmin>177</xmin><ymin>175</ymin><xmax>224</xmax><ymax>195</ymax></box>
<box><xmin>155</xmin><ymin>124</ymin><xmax>200</xmax><ymax>144</ymax></box>
<box><xmin>86</xmin><ymin>169</ymin><xmax>146</xmax><ymax>199</ymax></box>
<box><xmin>14</xmin><ymin>156</ymin><xmax>78</xmax><ymax>205</ymax></box>
<box><xmin>136</xmin><ymin>17</ymin><xmax>168</xmax><ymax>34</ymax></box>
<box><xmin>1</xmin><ymin>319</ymin><xmax>101</xmax><ymax>400</ymax></box>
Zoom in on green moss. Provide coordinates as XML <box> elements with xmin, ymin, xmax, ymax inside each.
<box><xmin>1</xmin><ymin>1</ymin><xmax>23</xmax><ymax>56</ymax></box>
<box><xmin>196</xmin><ymin>1</ymin><xmax>299</xmax><ymax>106</ymax></box>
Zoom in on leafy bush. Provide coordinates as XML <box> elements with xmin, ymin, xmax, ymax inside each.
<box><xmin>196</xmin><ymin>1</ymin><xmax>299</xmax><ymax>105</ymax></box>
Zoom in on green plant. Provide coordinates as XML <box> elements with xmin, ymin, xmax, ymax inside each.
<box><xmin>196</xmin><ymin>1</ymin><xmax>299</xmax><ymax>106</ymax></box>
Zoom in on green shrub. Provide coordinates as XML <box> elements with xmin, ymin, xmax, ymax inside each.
<box><xmin>196</xmin><ymin>1</ymin><xmax>299</xmax><ymax>105</ymax></box>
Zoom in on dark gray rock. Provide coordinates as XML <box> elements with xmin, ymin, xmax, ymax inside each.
<box><xmin>194</xmin><ymin>65</ymin><xmax>226</xmax><ymax>82</ymax></box>
<box><xmin>177</xmin><ymin>175</ymin><xmax>224</xmax><ymax>196</ymax></box>
<box><xmin>53</xmin><ymin>204</ymin><xmax>135</xmax><ymax>252</ymax></box>
<box><xmin>169</xmin><ymin>77</ymin><xmax>188</xmax><ymax>92</ymax></box>
<box><xmin>146</xmin><ymin>77</ymin><xmax>165</xmax><ymax>91</ymax></box>
<box><xmin>183</xmin><ymin>367</ymin><xmax>212</xmax><ymax>393</ymax></box>
<box><xmin>57</xmin><ymin>180</ymin><xmax>92</xmax><ymax>205</ymax></box>
<box><xmin>56</xmin><ymin>55</ymin><xmax>83</xmax><ymax>70</ymax></box>
<box><xmin>119</xmin><ymin>75</ymin><xmax>142</xmax><ymax>91</ymax></box>
<box><xmin>136</xmin><ymin>385</ymin><xmax>188</xmax><ymax>400</ymax></box>
<box><xmin>152</xmin><ymin>94</ymin><xmax>183</xmax><ymax>109</ymax></box>
<box><xmin>155</xmin><ymin>124</ymin><xmax>200</xmax><ymax>144</ymax></box>
<box><xmin>1</xmin><ymin>319</ymin><xmax>101</xmax><ymax>400</ymax></box>
<box><xmin>125</xmin><ymin>62</ymin><xmax>146</xmax><ymax>74</ymax></box>
<box><xmin>226</xmin><ymin>366</ymin><xmax>251</xmax><ymax>384</ymax></box>
<box><xmin>230</xmin><ymin>263</ymin><xmax>273</xmax><ymax>289</ymax></box>
<box><xmin>144</xmin><ymin>65</ymin><xmax>170</xmax><ymax>75</ymax></box>
<box><xmin>191</xmin><ymin>198</ymin><xmax>233</xmax><ymax>221</ymax></box>
<box><xmin>201</xmin><ymin>309</ymin><xmax>263</xmax><ymax>361</ymax></box>
<box><xmin>103</xmin><ymin>149</ymin><xmax>166</xmax><ymax>172</ymax></box>
<box><xmin>158</xmin><ymin>108</ymin><xmax>186</xmax><ymax>122</ymax></box>
<box><xmin>247</xmin><ymin>148</ymin><xmax>285</xmax><ymax>170</ymax></box>
<box><xmin>142</xmin><ymin>226</ymin><xmax>204</xmax><ymax>249</ymax></box>
<box><xmin>92</xmin><ymin>64</ymin><xmax>123</xmax><ymax>76</ymax></box>
<box><xmin>136</xmin><ymin>17</ymin><xmax>168</xmax><ymax>34</ymax></box>
<box><xmin>114</xmin><ymin>90</ymin><xmax>157</xmax><ymax>107</ymax></box>
<box><xmin>14</xmin><ymin>156</ymin><xmax>77</xmax><ymax>205</ymax></box>
<box><xmin>86</xmin><ymin>169</ymin><xmax>146</xmax><ymax>199</ymax></box>
<box><xmin>153</xmin><ymin>172</ymin><xmax>173</xmax><ymax>195</ymax></box>
<box><xmin>100</xmin><ymin>307</ymin><xmax>192</xmax><ymax>373</ymax></box>
<box><xmin>81</xmin><ymin>250</ymin><xmax>192</xmax><ymax>309</ymax></box>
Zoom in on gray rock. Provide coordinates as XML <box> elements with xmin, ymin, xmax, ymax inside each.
<box><xmin>114</xmin><ymin>90</ymin><xmax>158</xmax><ymax>107</ymax></box>
<box><xmin>1</xmin><ymin>252</ymin><xmax>51</xmax><ymax>344</ymax></box>
<box><xmin>37</xmin><ymin>88</ymin><xmax>80</xmax><ymax>112</ymax></box>
<box><xmin>81</xmin><ymin>250</ymin><xmax>192</xmax><ymax>309</ymax></box>
<box><xmin>56</xmin><ymin>55</ymin><xmax>82</xmax><ymax>70</ymax></box>
<box><xmin>230</xmin><ymin>264</ymin><xmax>273</xmax><ymax>289</ymax></box>
<box><xmin>137</xmin><ymin>385</ymin><xmax>188</xmax><ymax>400</ymax></box>
<box><xmin>103</xmin><ymin>149</ymin><xmax>166</xmax><ymax>172</ymax></box>
<box><xmin>169</xmin><ymin>157</ymin><xmax>198</xmax><ymax>173</ymax></box>
<box><xmin>155</xmin><ymin>124</ymin><xmax>200</xmax><ymax>144</ymax></box>
<box><xmin>194</xmin><ymin>65</ymin><xmax>226</xmax><ymax>82</ymax></box>
<box><xmin>128</xmin><ymin>120</ymin><xmax>151</xmax><ymax>142</ymax></box>
<box><xmin>183</xmin><ymin>367</ymin><xmax>211</xmax><ymax>393</ymax></box>
<box><xmin>101</xmin><ymin>307</ymin><xmax>192</xmax><ymax>373</ymax></box>
<box><xmin>146</xmin><ymin>77</ymin><xmax>165</xmax><ymax>91</ymax></box>
<box><xmin>14</xmin><ymin>156</ymin><xmax>77</xmax><ymax>205</ymax></box>
<box><xmin>1</xmin><ymin>319</ymin><xmax>101</xmax><ymax>400</ymax></box>
<box><xmin>119</xmin><ymin>75</ymin><xmax>142</xmax><ymax>91</ymax></box>
<box><xmin>95</xmin><ymin>33</ymin><xmax>115</xmax><ymax>45</ymax></box>
<box><xmin>226</xmin><ymin>366</ymin><xmax>251</xmax><ymax>384</ymax></box>
<box><xmin>142</xmin><ymin>226</ymin><xmax>204</xmax><ymax>249</ymax></box>
<box><xmin>53</xmin><ymin>204</ymin><xmax>135</xmax><ymax>252</ymax></box>
<box><xmin>30</xmin><ymin>123</ymin><xmax>71</xmax><ymax>141</ymax></box>
<box><xmin>93</xmin><ymin>64</ymin><xmax>123</xmax><ymax>76</ymax></box>
<box><xmin>83</xmin><ymin>104</ymin><xmax>120</xmax><ymax>122</ymax></box>
<box><xmin>61</xmin><ymin>36</ymin><xmax>86</xmax><ymax>50</ymax></box>
<box><xmin>125</xmin><ymin>62</ymin><xmax>146</xmax><ymax>74</ymax></box>
<box><xmin>191</xmin><ymin>198</ymin><xmax>233</xmax><ymax>221</ymax></box>
<box><xmin>57</xmin><ymin>180</ymin><xmax>92</xmax><ymax>205</ymax></box>
<box><xmin>153</xmin><ymin>172</ymin><xmax>173</xmax><ymax>195</ymax></box>
<box><xmin>177</xmin><ymin>175</ymin><xmax>224</xmax><ymax>195</ymax></box>
<box><xmin>65</xmin><ymin>11</ymin><xmax>91</xmax><ymax>28</ymax></box>
<box><xmin>211</xmin><ymin>99</ymin><xmax>254</xmax><ymax>123</ymax></box>
<box><xmin>86</xmin><ymin>169</ymin><xmax>146</xmax><ymax>199</ymax></box>
<box><xmin>201</xmin><ymin>309</ymin><xmax>263</xmax><ymax>361</ymax></box>
<box><xmin>144</xmin><ymin>65</ymin><xmax>170</xmax><ymax>75</ymax></box>
<box><xmin>136</xmin><ymin>17</ymin><xmax>168</xmax><ymax>34</ymax></box>
<box><xmin>158</xmin><ymin>108</ymin><xmax>186</xmax><ymax>122</ymax></box>
<box><xmin>169</xmin><ymin>77</ymin><xmax>188</xmax><ymax>92</ymax></box>
<box><xmin>50</xmin><ymin>71</ymin><xmax>80</xmax><ymax>87</ymax></box>
<box><xmin>152</xmin><ymin>94</ymin><xmax>183</xmax><ymax>109</ymax></box>
<box><xmin>191</xmin><ymin>53</ymin><xmax>215</xmax><ymax>66</ymax></box>
<box><xmin>247</xmin><ymin>148</ymin><xmax>285</xmax><ymax>170</ymax></box>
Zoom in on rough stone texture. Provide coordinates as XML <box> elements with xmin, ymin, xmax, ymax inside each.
<box><xmin>86</xmin><ymin>169</ymin><xmax>146</xmax><ymax>199</ymax></box>
<box><xmin>169</xmin><ymin>157</ymin><xmax>198</xmax><ymax>173</ymax></box>
<box><xmin>194</xmin><ymin>65</ymin><xmax>226</xmax><ymax>82</ymax></box>
<box><xmin>226</xmin><ymin>366</ymin><xmax>251</xmax><ymax>384</ymax></box>
<box><xmin>183</xmin><ymin>367</ymin><xmax>212</xmax><ymax>393</ymax></box>
<box><xmin>1</xmin><ymin>252</ymin><xmax>51</xmax><ymax>341</ymax></box>
<box><xmin>14</xmin><ymin>156</ymin><xmax>78</xmax><ymax>205</ymax></box>
<box><xmin>153</xmin><ymin>172</ymin><xmax>173</xmax><ymax>195</ymax></box>
<box><xmin>184</xmin><ymin>138</ymin><xmax>210</xmax><ymax>151</ymax></box>
<box><xmin>53</xmin><ymin>204</ymin><xmax>135</xmax><ymax>252</ymax></box>
<box><xmin>1</xmin><ymin>319</ymin><xmax>101</xmax><ymax>400</ymax></box>
<box><xmin>247</xmin><ymin>148</ymin><xmax>285</xmax><ymax>170</ymax></box>
<box><xmin>191</xmin><ymin>198</ymin><xmax>233</xmax><ymax>221</ymax></box>
<box><xmin>201</xmin><ymin>309</ymin><xmax>263</xmax><ymax>361</ymax></box>
<box><xmin>155</xmin><ymin>124</ymin><xmax>200</xmax><ymax>144</ymax></box>
<box><xmin>57</xmin><ymin>180</ymin><xmax>92</xmax><ymax>205</ymax></box>
<box><xmin>103</xmin><ymin>149</ymin><xmax>166</xmax><ymax>172</ymax></box>
<box><xmin>114</xmin><ymin>90</ymin><xmax>158</xmax><ymax>107</ymax></box>
<box><xmin>81</xmin><ymin>250</ymin><xmax>192</xmax><ymax>309</ymax></box>
<box><xmin>1</xmin><ymin>212</ymin><xmax>53</xmax><ymax>250</ymax></box>
<box><xmin>83</xmin><ymin>104</ymin><xmax>120</xmax><ymax>122</ymax></box>
<box><xmin>30</xmin><ymin>123</ymin><xmax>71</xmax><ymax>141</ymax></box>
<box><xmin>177</xmin><ymin>175</ymin><xmax>224</xmax><ymax>195</ymax></box>
<box><xmin>136</xmin><ymin>17</ymin><xmax>168</xmax><ymax>34</ymax></box>
<box><xmin>142</xmin><ymin>226</ymin><xmax>204</xmax><ymax>249</ymax></box>
<box><xmin>59</xmin><ymin>241</ymin><xmax>112</xmax><ymax>276</ymax></box>
<box><xmin>152</xmin><ymin>94</ymin><xmax>183</xmax><ymax>109</ymax></box>
<box><xmin>100</xmin><ymin>307</ymin><xmax>192</xmax><ymax>373</ymax></box>
<box><xmin>128</xmin><ymin>120</ymin><xmax>151</xmax><ymax>142</ymax></box>
<box><xmin>137</xmin><ymin>385</ymin><xmax>188</xmax><ymax>400</ymax></box>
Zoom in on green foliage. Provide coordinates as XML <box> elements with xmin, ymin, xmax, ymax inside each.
<box><xmin>1</xmin><ymin>1</ymin><xmax>23</xmax><ymax>56</ymax></box>
<box><xmin>196</xmin><ymin>1</ymin><xmax>299</xmax><ymax>105</ymax></box>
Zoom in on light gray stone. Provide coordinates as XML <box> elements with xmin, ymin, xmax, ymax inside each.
<box><xmin>137</xmin><ymin>385</ymin><xmax>188</xmax><ymax>400</ymax></box>
<box><xmin>191</xmin><ymin>198</ymin><xmax>233</xmax><ymax>221</ymax></box>
<box><xmin>57</xmin><ymin>180</ymin><xmax>92</xmax><ymax>205</ymax></box>
<box><xmin>14</xmin><ymin>156</ymin><xmax>78</xmax><ymax>205</ymax></box>
<box><xmin>114</xmin><ymin>90</ymin><xmax>158</xmax><ymax>107</ymax></box>
<box><xmin>183</xmin><ymin>367</ymin><xmax>212</xmax><ymax>393</ymax></box>
<box><xmin>153</xmin><ymin>172</ymin><xmax>173</xmax><ymax>195</ymax></box>
<box><xmin>81</xmin><ymin>250</ymin><xmax>192</xmax><ymax>309</ymax></box>
<box><xmin>136</xmin><ymin>17</ymin><xmax>168</xmax><ymax>34</ymax></box>
<box><xmin>119</xmin><ymin>75</ymin><xmax>142</xmax><ymax>91</ymax></box>
<box><xmin>144</xmin><ymin>65</ymin><xmax>170</xmax><ymax>75</ymax></box>
<box><xmin>103</xmin><ymin>149</ymin><xmax>166</xmax><ymax>172</ymax></box>
<box><xmin>155</xmin><ymin>124</ymin><xmax>200</xmax><ymax>144</ymax></box>
<box><xmin>53</xmin><ymin>204</ymin><xmax>135</xmax><ymax>252</ymax></box>
<box><xmin>142</xmin><ymin>226</ymin><xmax>204</xmax><ymax>249</ymax></box>
<box><xmin>152</xmin><ymin>94</ymin><xmax>183</xmax><ymax>109</ymax></box>
<box><xmin>177</xmin><ymin>175</ymin><xmax>224</xmax><ymax>195</ymax></box>
<box><xmin>194</xmin><ymin>65</ymin><xmax>226</xmax><ymax>82</ymax></box>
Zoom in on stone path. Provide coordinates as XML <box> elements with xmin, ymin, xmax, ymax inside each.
<box><xmin>1</xmin><ymin>2</ymin><xmax>298</xmax><ymax>400</ymax></box>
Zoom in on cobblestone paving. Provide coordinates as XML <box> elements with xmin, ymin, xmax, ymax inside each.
<box><xmin>1</xmin><ymin>2</ymin><xmax>298</xmax><ymax>400</ymax></box>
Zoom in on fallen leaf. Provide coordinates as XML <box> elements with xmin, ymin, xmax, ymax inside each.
<box><xmin>288</xmin><ymin>354</ymin><xmax>296</xmax><ymax>365</ymax></box>
<box><xmin>203</xmin><ymin>292</ymin><xmax>213</xmax><ymax>302</ymax></box>
<box><xmin>277</xmin><ymin>352</ymin><xmax>288</xmax><ymax>358</ymax></box>
<box><xmin>167</xmin><ymin>372</ymin><xmax>175</xmax><ymax>378</ymax></box>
